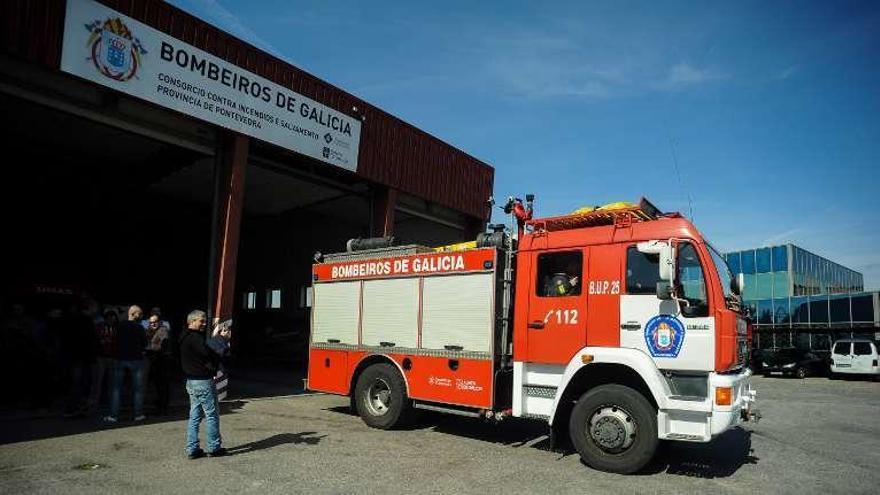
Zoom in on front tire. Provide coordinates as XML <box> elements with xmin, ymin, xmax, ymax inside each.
<box><xmin>795</xmin><ymin>366</ymin><xmax>807</xmax><ymax>379</ymax></box>
<box><xmin>568</xmin><ymin>384</ymin><xmax>658</xmax><ymax>474</ymax></box>
<box><xmin>353</xmin><ymin>363</ymin><xmax>413</xmax><ymax>429</ymax></box>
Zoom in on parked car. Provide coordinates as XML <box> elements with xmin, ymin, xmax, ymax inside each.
<box><xmin>830</xmin><ymin>339</ymin><xmax>880</xmax><ymax>379</ymax></box>
<box><xmin>750</xmin><ymin>348</ymin><xmax>770</xmax><ymax>373</ymax></box>
<box><xmin>761</xmin><ymin>347</ymin><xmax>829</xmax><ymax>378</ymax></box>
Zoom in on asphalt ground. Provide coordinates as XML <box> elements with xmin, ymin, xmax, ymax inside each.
<box><xmin>0</xmin><ymin>375</ymin><xmax>878</xmax><ymax>494</ymax></box>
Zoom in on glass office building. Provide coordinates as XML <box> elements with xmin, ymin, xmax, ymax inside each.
<box><xmin>724</xmin><ymin>244</ymin><xmax>868</xmax><ymax>328</ymax></box>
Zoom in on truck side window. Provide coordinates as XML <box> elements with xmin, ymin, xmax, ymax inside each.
<box><xmin>536</xmin><ymin>251</ymin><xmax>583</xmax><ymax>297</ymax></box>
<box><xmin>677</xmin><ymin>243</ymin><xmax>709</xmax><ymax>317</ymax></box>
<box><xmin>626</xmin><ymin>247</ymin><xmax>660</xmax><ymax>295</ymax></box>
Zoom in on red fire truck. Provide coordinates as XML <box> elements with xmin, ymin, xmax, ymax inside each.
<box><xmin>307</xmin><ymin>197</ymin><xmax>757</xmax><ymax>473</ymax></box>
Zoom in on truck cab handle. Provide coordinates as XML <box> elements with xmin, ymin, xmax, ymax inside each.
<box><xmin>327</xmin><ymin>339</ymin><xmax>340</xmax><ymax>343</ymax></box>
<box><xmin>379</xmin><ymin>341</ymin><xmax>396</xmax><ymax>347</ymax></box>
<box><xmin>528</xmin><ymin>321</ymin><xmax>545</xmax><ymax>329</ymax></box>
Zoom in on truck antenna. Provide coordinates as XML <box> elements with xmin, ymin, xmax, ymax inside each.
<box><xmin>667</xmin><ymin>136</ymin><xmax>695</xmax><ymax>221</ymax></box>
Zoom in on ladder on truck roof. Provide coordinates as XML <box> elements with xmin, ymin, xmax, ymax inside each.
<box><xmin>527</xmin><ymin>197</ymin><xmax>663</xmax><ymax>232</ymax></box>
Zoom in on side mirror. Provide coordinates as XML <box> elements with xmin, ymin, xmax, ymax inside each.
<box><xmin>637</xmin><ymin>240</ymin><xmax>676</xmax><ymax>282</ymax></box>
<box><xmin>732</xmin><ymin>273</ymin><xmax>745</xmax><ymax>295</ymax></box>
<box><xmin>656</xmin><ymin>281</ymin><xmax>674</xmax><ymax>300</ymax></box>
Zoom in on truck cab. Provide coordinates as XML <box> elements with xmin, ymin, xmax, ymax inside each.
<box><xmin>511</xmin><ymin>200</ymin><xmax>755</xmax><ymax>472</ymax></box>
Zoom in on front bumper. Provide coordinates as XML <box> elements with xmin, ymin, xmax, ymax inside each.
<box><xmin>658</xmin><ymin>367</ymin><xmax>758</xmax><ymax>442</ymax></box>
<box><xmin>709</xmin><ymin>367</ymin><xmax>758</xmax><ymax>436</ymax></box>
<box><xmin>761</xmin><ymin>364</ymin><xmax>797</xmax><ymax>374</ymax></box>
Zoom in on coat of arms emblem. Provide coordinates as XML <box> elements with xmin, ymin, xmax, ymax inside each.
<box><xmin>644</xmin><ymin>315</ymin><xmax>685</xmax><ymax>358</ymax></box>
<box><xmin>84</xmin><ymin>17</ymin><xmax>147</xmax><ymax>82</ymax></box>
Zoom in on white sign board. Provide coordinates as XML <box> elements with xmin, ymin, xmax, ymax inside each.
<box><xmin>61</xmin><ymin>0</ymin><xmax>361</xmax><ymax>170</ymax></box>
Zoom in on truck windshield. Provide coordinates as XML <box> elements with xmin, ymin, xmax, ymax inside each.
<box><xmin>707</xmin><ymin>244</ymin><xmax>737</xmax><ymax>310</ymax></box>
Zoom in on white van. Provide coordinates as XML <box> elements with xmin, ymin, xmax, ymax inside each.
<box><xmin>830</xmin><ymin>339</ymin><xmax>880</xmax><ymax>377</ymax></box>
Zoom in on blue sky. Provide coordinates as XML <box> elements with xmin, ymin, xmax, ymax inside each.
<box><xmin>169</xmin><ymin>0</ymin><xmax>880</xmax><ymax>288</ymax></box>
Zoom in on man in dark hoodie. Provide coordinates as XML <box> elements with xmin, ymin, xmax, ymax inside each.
<box><xmin>180</xmin><ymin>309</ymin><xmax>231</xmax><ymax>459</ymax></box>
<box><xmin>104</xmin><ymin>305</ymin><xmax>146</xmax><ymax>423</ymax></box>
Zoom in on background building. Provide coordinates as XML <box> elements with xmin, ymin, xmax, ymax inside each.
<box><xmin>724</xmin><ymin>244</ymin><xmax>877</xmax><ymax>350</ymax></box>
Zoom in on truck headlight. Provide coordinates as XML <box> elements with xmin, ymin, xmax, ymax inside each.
<box><xmin>782</xmin><ymin>363</ymin><xmax>796</xmax><ymax>368</ymax></box>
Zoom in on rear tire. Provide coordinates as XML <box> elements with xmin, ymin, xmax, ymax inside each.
<box><xmin>353</xmin><ymin>363</ymin><xmax>413</xmax><ymax>429</ymax></box>
<box><xmin>568</xmin><ymin>384</ymin><xmax>658</xmax><ymax>474</ymax></box>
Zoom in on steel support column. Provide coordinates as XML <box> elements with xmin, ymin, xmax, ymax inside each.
<box><xmin>209</xmin><ymin>133</ymin><xmax>249</xmax><ymax>331</ymax></box>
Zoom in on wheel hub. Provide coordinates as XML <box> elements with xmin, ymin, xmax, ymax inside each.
<box><xmin>364</xmin><ymin>378</ymin><xmax>392</xmax><ymax>416</ymax></box>
<box><xmin>588</xmin><ymin>406</ymin><xmax>637</xmax><ymax>453</ymax></box>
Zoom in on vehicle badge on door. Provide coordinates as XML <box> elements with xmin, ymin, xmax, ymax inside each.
<box><xmin>644</xmin><ymin>315</ymin><xmax>685</xmax><ymax>358</ymax></box>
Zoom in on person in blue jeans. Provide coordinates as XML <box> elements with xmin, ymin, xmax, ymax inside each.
<box><xmin>104</xmin><ymin>305</ymin><xmax>146</xmax><ymax>422</ymax></box>
<box><xmin>179</xmin><ymin>309</ymin><xmax>231</xmax><ymax>459</ymax></box>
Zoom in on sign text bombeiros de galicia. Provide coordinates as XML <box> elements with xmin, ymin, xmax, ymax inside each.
<box><xmin>61</xmin><ymin>0</ymin><xmax>361</xmax><ymax>171</ymax></box>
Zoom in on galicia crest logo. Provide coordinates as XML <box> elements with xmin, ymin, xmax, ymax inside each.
<box><xmin>84</xmin><ymin>17</ymin><xmax>147</xmax><ymax>82</ymax></box>
<box><xmin>644</xmin><ymin>315</ymin><xmax>685</xmax><ymax>358</ymax></box>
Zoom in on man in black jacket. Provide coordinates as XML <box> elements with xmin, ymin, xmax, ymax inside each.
<box><xmin>180</xmin><ymin>309</ymin><xmax>231</xmax><ymax>459</ymax></box>
<box><xmin>105</xmin><ymin>305</ymin><xmax>146</xmax><ymax>423</ymax></box>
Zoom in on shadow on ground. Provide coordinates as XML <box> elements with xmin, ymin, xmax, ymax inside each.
<box><xmin>228</xmin><ymin>431</ymin><xmax>326</xmax><ymax>456</ymax></box>
<box><xmin>325</xmin><ymin>405</ymin><xmax>757</xmax><ymax>478</ymax></box>
<box><xmin>0</xmin><ymin>364</ymin><xmax>305</xmax><ymax>446</ymax></box>
<box><xmin>643</xmin><ymin>428</ymin><xmax>758</xmax><ymax>478</ymax></box>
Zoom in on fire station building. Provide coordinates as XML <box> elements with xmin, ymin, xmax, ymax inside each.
<box><xmin>0</xmin><ymin>0</ymin><xmax>493</xmax><ymax>365</ymax></box>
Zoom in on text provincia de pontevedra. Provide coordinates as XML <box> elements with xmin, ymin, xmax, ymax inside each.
<box><xmin>157</xmin><ymin>40</ymin><xmax>354</xmax><ymax>136</ymax></box>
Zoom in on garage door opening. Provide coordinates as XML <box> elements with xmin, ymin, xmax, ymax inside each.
<box><xmin>225</xmin><ymin>149</ymin><xmax>373</xmax><ymax>371</ymax></box>
<box><xmin>1</xmin><ymin>92</ymin><xmax>214</xmax><ymax>326</ymax></box>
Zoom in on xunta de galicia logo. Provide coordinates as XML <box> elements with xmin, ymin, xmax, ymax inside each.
<box><xmin>84</xmin><ymin>17</ymin><xmax>147</xmax><ymax>82</ymax></box>
<box><xmin>644</xmin><ymin>315</ymin><xmax>685</xmax><ymax>358</ymax></box>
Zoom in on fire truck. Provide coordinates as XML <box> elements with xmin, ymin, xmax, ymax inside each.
<box><xmin>307</xmin><ymin>197</ymin><xmax>757</xmax><ymax>474</ymax></box>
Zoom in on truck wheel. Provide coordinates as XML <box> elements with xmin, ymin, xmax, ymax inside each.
<box><xmin>795</xmin><ymin>367</ymin><xmax>807</xmax><ymax>379</ymax></box>
<box><xmin>568</xmin><ymin>384</ymin><xmax>658</xmax><ymax>474</ymax></box>
<box><xmin>354</xmin><ymin>363</ymin><xmax>413</xmax><ymax>430</ymax></box>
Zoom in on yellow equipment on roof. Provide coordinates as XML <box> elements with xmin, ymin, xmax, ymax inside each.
<box><xmin>572</xmin><ymin>201</ymin><xmax>635</xmax><ymax>215</ymax></box>
<box><xmin>433</xmin><ymin>240</ymin><xmax>477</xmax><ymax>252</ymax></box>
<box><xmin>597</xmin><ymin>201</ymin><xmax>635</xmax><ymax>211</ymax></box>
<box><xmin>571</xmin><ymin>206</ymin><xmax>597</xmax><ymax>215</ymax></box>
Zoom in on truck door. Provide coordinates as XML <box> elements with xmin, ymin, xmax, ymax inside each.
<box><xmin>526</xmin><ymin>249</ymin><xmax>589</xmax><ymax>364</ymax></box>
<box><xmin>619</xmin><ymin>242</ymin><xmax>715</xmax><ymax>371</ymax></box>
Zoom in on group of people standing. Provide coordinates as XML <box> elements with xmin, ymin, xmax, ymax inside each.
<box><xmin>100</xmin><ymin>304</ymin><xmax>174</xmax><ymax>422</ymax></box>
<box><xmin>2</xmin><ymin>300</ymin><xmax>233</xmax><ymax>458</ymax></box>
<box><xmin>0</xmin><ymin>299</ymin><xmax>174</xmax><ymax>420</ymax></box>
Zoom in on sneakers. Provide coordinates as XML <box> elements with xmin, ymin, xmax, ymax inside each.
<box><xmin>187</xmin><ymin>449</ymin><xmax>205</xmax><ymax>460</ymax></box>
<box><xmin>102</xmin><ymin>415</ymin><xmax>118</xmax><ymax>423</ymax></box>
<box><xmin>207</xmin><ymin>448</ymin><xmax>227</xmax><ymax>457</ymax></box>
<box><xmin>134</xmin><ymin>415</ymin><xmax>146</xmax><ymax>422</ymax></box>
